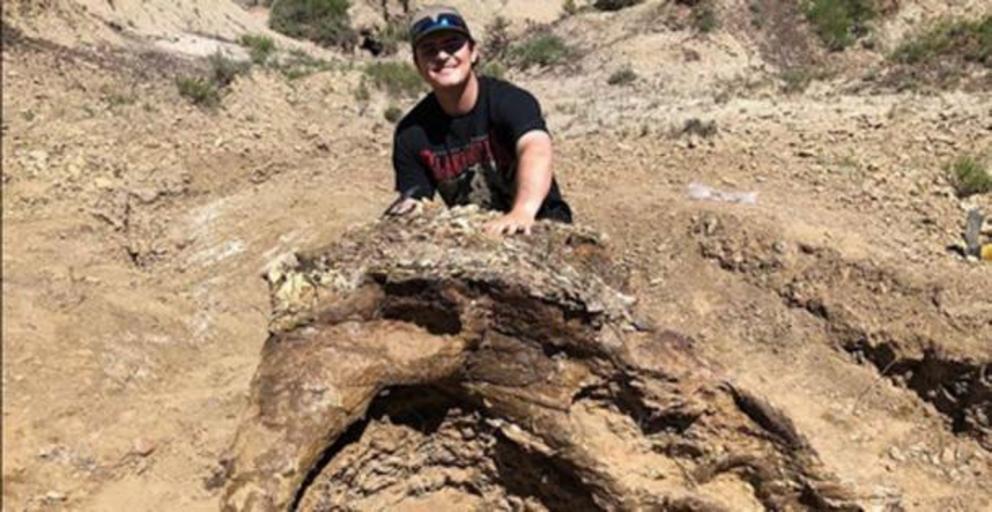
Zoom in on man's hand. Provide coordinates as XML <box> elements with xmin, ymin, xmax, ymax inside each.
<box><xmin>384</xmin><ymin>197</ymin><xmax>418</xmax><ymax>217</ymax></box>
<box><xmin>484</xmin><ymin>209</ymin><xmax>536</xmax><ymax>236</ymax></box>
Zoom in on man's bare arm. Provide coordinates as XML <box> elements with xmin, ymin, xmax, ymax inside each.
<box><xmin>484</xmin><ymin>130</ymin><xmax>553</xmax><ymax>235</ymax></box>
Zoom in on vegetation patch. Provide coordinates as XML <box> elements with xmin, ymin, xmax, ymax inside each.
<box><xmin>363</xmin><ymin>62</ymin><xmax>424</xmax><ymax>98</ymax></box>
<box><xmin>692</xmin><ymin>1</ymin><xmax>719</xmax><ymax>33</ymax></box>
<box><xmin>277</xmin><ymin>49</ymin><xmax>335</xmax><ymax>80</ymax></box>
<box><xmin>607</xmin><ymin>67</ymin><xmax>637</xmax><ymax>86</ymax></box>
<box><xmin>892</xmin><ymin>16</ymin><xmax>992</xmax><ymax>67</ymax></box>
<box><xmin>508</xmin><ymin>33</ymin><xmax>573</xmax><ymax>70</ymax></box>
<box><xmin>384</xmin><ymin>105</ymin><xmax>404</xmax><ymax>124</ymax></box>
<box><xmin>176</xmin><ymin>52</ymin><xmax>250</xmax><ymax>108</ymax></box>
<box><xmin>803</xmin><ymin>0</ymin><xmax>876</xmax><ymax>51</ymax></box>
<box><xmin>269</xmin><ymin>0</ymin><xmax>356</xmax><ymax>49</ymax></box>
<box><xmin>239</xmin><ymin>34</ymin><xmax>277</xmax><ymax>65</ymax></box>
<box><xmin>948</xmin><ymin>155</ymin><xmax>992</xmax><ymax>198</ymax></box>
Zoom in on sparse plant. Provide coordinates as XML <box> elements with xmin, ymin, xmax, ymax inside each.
<box><xmin>478</xmin><ymin>60</ymin><xmax>506</xmax><ymax>79</ymax></box>
<box><xmin>239</xmin><ymin>34</ymin><xmax>277</xmax><ymax>64</ymax></box>
<box><xmin>948</xmin><ymin>155</ymin><xmax>992</xmax><ymax>198</ymax></box>
<box><xmin>175</xmin><ymin>51</ymin><xmax>248</xmax><ymax>108</ymax></box>
<box><xmin>208</xmin><ymin>51</ymin><xmax>250</xmax><ymax>87</ymax></box>
<box><xmin>677</xmin><ymin>118</ymin><xmax>718</xmax><ymax>138</ymax></box>
<box><xmin>384</xmin><ymin>105</ymin><xmax>404</xmax><ymax>123</ymax></box>
<box><xmin>277</xmin><ymin>49</ymin><xmax>334</xmax><ymax>79</ymax></box>
<box><xmin>804</xmin><ymin>0</ymin><xmax>876</xmax><ymax>51</ymax></box>
<box><xmin>363</xmin><ymin>61</ymin><xmax>424</xmax><ymax>97</ymax></box>
<box><xmin>562</xmin><ymin>0</ymin><xmax>579</xmax><ymax>16</ymax></box>
<box><xmin>354</xmin><ymin>79</ymin><xmax>371</xmax><ymax>102</ymax></box>
<box><xmin>593</xmin><ymin>0</ymin><xmax>641</xmax><ymax>12</ymax></box>
<box><xmin>269</xmin><ymin>0</ymin><xmax>356</xmax><ymax>49</ymax></box>
<box><xmin>508</xmin><ymin>33</ymin><xmax>573</xmax><ymax>69</ymax></box>
<box><xmin>485</xmin><ymin>16</ymin><xmax>513</xmax><ymax>63</ymax></box>
<box><xmin>377</xmin><ymin>18</ymin><xmax>409</xmax><ymax>56</ymax></box>
<box><xmin>176</xmin><ymin>77</ymin><xmax>221</xmax><ymax>107</ymax></box>
<box><xmin>607</xmin><ymin>67</ymin><xmax>637</xmax><ymax>86</ymax></box>
<box><xmin>780</xmin><ymin>67</ymin><xmax>814</xmax><ymax>93</ymax></box>
<box><xmin>692</xmin><ymin>2</ymin><xmax>718</xmax><ymax>33</ymax></box>
<box><xmin>892</xmin><ymin>16</ymin><xmax>992</xmax><ymax>67</ymax></box>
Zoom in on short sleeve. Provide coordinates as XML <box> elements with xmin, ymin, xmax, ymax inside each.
<box><xmin>491</xmin><ymin>83</ymin><xmax>549</xmax><ymax>145</ymax></box>
<box><xmin>392</xmin><ymin>128</ymin><xmax>435</xmax><ymax>200</ymax></box>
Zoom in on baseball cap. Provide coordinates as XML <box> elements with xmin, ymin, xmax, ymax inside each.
<box><xmin>408</xmin><ymin>5</ymin><xmax>473</xmax><ymax>47</ymax></box>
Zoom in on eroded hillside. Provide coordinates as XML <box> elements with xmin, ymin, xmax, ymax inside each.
<box><xmin>2</xmin><ymin>0</ymin><xmax>991</xmax><ymax>510</ymax></box>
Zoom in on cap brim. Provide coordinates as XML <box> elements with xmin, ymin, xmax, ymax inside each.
<box><xmin>411</xmin><ymin>26</ymin><xmax>472</xmax><ymax>47</ymax></box>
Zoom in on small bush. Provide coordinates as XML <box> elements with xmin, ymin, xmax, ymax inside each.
<box><xmin>269</xmin><ymin>0</ymin><xmax>355</xmax><ymax>49</ymax></box>
<box><xmin>508</xmin><ymin>33</ymin><xmax>573</xmax><ymax>69</ymax></box>
<box><xmin>208</xmin><ymin>51</ymin><xmax>250</xmax><ymax>87</ymax></box>
<box><xmin>364</xmin><ymin>62</ymin><xmax>423</xmax><ymax>97</ymax></box>
<box><xmin>485</xmin><ymin>16</ymin><xmax>513</xmax><ymax>62</ymax></box>
<box><xmin>562</xmin><ymin>0</ymin><xmax>579</xmax><ymax>16</ymax></box>
<box><xmin>607</xmin><ymin>67</ymin><xmax>637</xmax><ymax>85</ymax></box>
<box><xmin>780</xmin><ymin>68</ymin><xmax>814</xmax><ymax>93</ymax></box>
<box><xmin>594</xmin><ymin>0</ymin><xmax>641</xmax><ymax>12</ymax></box>
<box><xmin>693</xmin><ymin>3</ymin><xmax>718</xmax><ymax>33</ymax></box>
<box><xmin>804</xmin><ymin>0</ymin><xmax>876</xmax><ymax>51</ymax></box>
<box><xmin>948</xmin><ymin>155</ymin><xmax>992</xmax><ymax>198</ymax></box>
<box><xmin>176</xmin><ymin>52</ymin><xmax>248</xmax><ymax>108</ymax></box>
<box><xmin>384</xmin><ymin>105</ymin><xmax>404</xmax><ymax>123</ymax></box>
<box><xmin>176</xmin><ymin>77</ymin><xmax>221</xmax><ymax>107</ymax></box>
<box><xmin>239</xmin><ymin>34</ymin><xmax>276</xmax><ymax>64</ymax></box>
<box><xmin>478</xmin><ymin>60</ymin><xmax>506</xmax><ymax>79</ymax></box>
<box><xmin>277</xmin><ymin>49</ymin><xmax>333</xmax><ymax>79</ymax></box>
<box><xmin>892</xmin><ymin>16</ymin><xmax>992</xmax><ymax>67</ymax></box>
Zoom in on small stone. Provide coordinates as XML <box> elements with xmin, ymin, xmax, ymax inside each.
<box><xmin>888</xmin><ymin>446</ymin><xmax>906</xmax><ymax>462</ymax></box>
<box><xmin>131</xmin><ymin>438</ymin><xmax>157</xmax><ymax>457</ymax></box>
<box><xmin>44</xmin><ymin>490</ymin><xmax>67</xmax><ymax>502</ymax></box>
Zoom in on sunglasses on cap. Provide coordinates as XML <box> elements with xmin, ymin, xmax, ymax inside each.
<box><xmin>410</xmin><ymin>13</ymin><xmax>470</xmax><ymax>43</ymax></box>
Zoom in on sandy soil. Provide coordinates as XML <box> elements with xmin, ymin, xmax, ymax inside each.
<box><xmin>2</xmin><ymin>0</ymin><xmax>991</xmax><ymax>510</ymax></box>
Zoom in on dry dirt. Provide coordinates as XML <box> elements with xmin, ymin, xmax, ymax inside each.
<box><xmin>2</xmin><ymin>0</ymin><xmax>991</xmax><ymax>511</ymax></box>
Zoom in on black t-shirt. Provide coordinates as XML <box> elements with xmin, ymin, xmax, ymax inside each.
<box><xmin>392</xmin><ymin>76</ymin><xmax>572</xmax><ymax>222</ymax></box>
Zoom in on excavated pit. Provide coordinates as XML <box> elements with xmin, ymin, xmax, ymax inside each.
<box><xmin>692</xmin><ymin>211</ymin><xmax>992</xmax><ymax>451</ymax></box>
<box><xmin>221</xmin><ymin>205</ymin><xmax>865</xmax><ymax>511</ymax></box>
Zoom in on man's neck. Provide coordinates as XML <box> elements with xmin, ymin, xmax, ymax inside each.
<box><xmin>434</xmin><ymin>73</ymin><xmax>479</xmax><ymax>116</ymax></box>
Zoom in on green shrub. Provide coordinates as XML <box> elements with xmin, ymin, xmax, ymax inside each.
<box><xmin>693</xmin><ymin>3</ymin><xmax>718</xmax><ymax>33</ymax></box>
<box><xmin>277</xmin><ymin>49</ymin><xmax>334</xmax><ymax>79</ymax></box>
<box><xmin>607</xmin><ymin>67</ymin><xmax>637</xmax><ymax>85</ymax></box>
<box><xmin>208</xmin><ymin>51</ymin><xmax>250</xmax><ymax>87</ymax></box>
<box><xmin>175</xmin><ymin>52</ymin><xmax>248</xmax><ymax>108</ymax></box>
<box><xmin>269</xmin><ymin>0</ymin><xmax>355</xmax><ymax>49</ymax></box>
<box><xmin>239</xmin><ymin>34</ymin><xmax>277</xmax><ymax>64</ymax></box>
<box><xmin>176</xmin><ymin>77</ymin><xmax>221</xmax><ymax>107</ymax></box>
<box><xmin>478</xmin><ymin>60</ymin><xmax>506</xmax><ymax>79</ymax></box>
<box><xmin>948</xmin><ymin>155</ymin><xmax>992</xmax><ymax>197</ymax></box>
<box><xmin>804</xmin><ymin>0</ymin><xmax>876</xmax><ymax>51</ymax></box>
<box><xmin>509</xmin><ymin>33</ymin><xmax>573</xmax><ymax>69</ymax></box>
<box><xmin>364</xmin><ymin>62</ymin><xmax>424</xmax><ymax>97</ymax></box>
<box><xmin>384</xmin><ymin>105</ymin><xmax>404</xmax><ymax>123</ymax></box>
<box><xmin>485</xmin><ymin>16</ymin><xmax>513</xmax><ymax>62</ymax></box>
<box><xmin>780</xmin><ymin>67</ymin><xmax>814</xmax><ymax>93</ymax></box>
<box><xmin>563</xmin><ymin>0</ymin><xmax>579</xmax><ymax>16</ymax></box>
<box><xmin>892</xmin><ymin>16</ymin><xmax>992</xmax><ymax>67</ymax></box>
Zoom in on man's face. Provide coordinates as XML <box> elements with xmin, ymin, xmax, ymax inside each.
<box><xmin>414</xmin><ymin>32</ymin><xmax>476</xmax><ymax>89</ymax></box>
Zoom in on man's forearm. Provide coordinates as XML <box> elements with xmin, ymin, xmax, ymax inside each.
<box><xmin>511</xmin><ymin>132</ymin><xmax>554</xmax><ymax>218</ymax></box>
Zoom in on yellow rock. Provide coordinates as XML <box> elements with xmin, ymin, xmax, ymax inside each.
<box><xmin>982</xmin><ymin>244</ymin><xmax>992</xmax><ymax>262</ymax></box>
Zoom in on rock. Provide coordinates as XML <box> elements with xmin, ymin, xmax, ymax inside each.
<box><xmin>132</xmin><ymin>437</ymin><xmax>157</xmax><ymax>457</ymax></box>
<box><xmin>888</xmin><ymin>446</ymin><xmax>906</xmax><ymax>462</ymax></box>
<box><xmin>221</xmin><ymin>205</ymin><xmax>862</xmax><ymax>511</ymax></box>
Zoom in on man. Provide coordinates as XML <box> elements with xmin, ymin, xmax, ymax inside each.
<box><xmin>385</xmin><ymin>5</ymin><xmax>572</xmax><ymax>235</ymax></box>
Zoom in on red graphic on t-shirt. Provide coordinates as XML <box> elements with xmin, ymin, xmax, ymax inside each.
<box><xmin>419</xmin><ymin>135</ymin><xmax>508</xmax><ymax>181</ymax></box>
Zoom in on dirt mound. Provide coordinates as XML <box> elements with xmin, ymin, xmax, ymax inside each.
<box><xmin>220</xmin><ymin>205</ymin><xmax>862</xmax><ymax>511</ymax></box>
